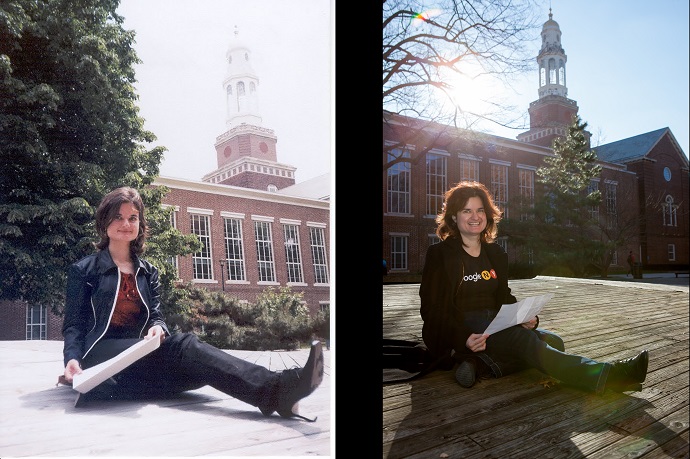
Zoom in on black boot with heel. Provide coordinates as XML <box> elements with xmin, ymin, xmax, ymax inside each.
<box><xmin>259</xmin><ymin>340</ymin><xmax>325</xmax><ymax>422</ymax></box>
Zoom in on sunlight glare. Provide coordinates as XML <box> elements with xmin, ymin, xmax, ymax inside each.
<box><xmin>446</xmin><ymin>70</ymin><xmax>493</xmax><ymax>116</ymax></box>
<box><xmin>411</xmin><ymin>9</ymin><xmax>442</xmax><ymax>27</ymax></box>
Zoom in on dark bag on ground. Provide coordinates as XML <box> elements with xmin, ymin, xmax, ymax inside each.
<box><xmin>382</xmin><ymin>338</ymin><xmax>453</xmax><ymax>383</ymax></box>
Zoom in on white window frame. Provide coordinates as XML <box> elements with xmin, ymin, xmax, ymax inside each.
<box><xmin>426</xmin><ymin>150</ymin><xmax>448</xmax><ymax>217</ymax></box>
<box><xmin>458</xmin><ymin>154</ymin><xmax>480</xmax><ymax>182</ymax></box>
<box><xmin>390</xmin><ymin>233</ymin><xmax>409</xmax><ymax>271</ymax></box>
<box><xmin>308</xmin><ymin>223</ymin><xmax>329</xmax><ymax>285</ymax></box>
<box><xmin>518</xmin><ymin>165</ymin><xmax>535</xmax><ymax>221</ymax></box>
<box><xmin>386</xmin><ymin>146</ymin><xmax>411</xmax><ymax>215</ymax></box>
<box><xmin>189</xmin><ymin>209</ymin><xmax>214</xmax><ymax>281</ymax></box>
<box><xmin>663</xmin><ymin>195</ymin><xmax>678</xmax><ymax>227</ymax></box>
<box><xmin>490</xmin><ymin>161</ymin><xmax>510</xmax><ymax>218</ymax></box>
<box><xmin>26</xmin><ymin>304</ymin><xmax>47</xmax><ymax>340</ymax></box>
<box><xmin>604</xmin><ymin>181</ymin><xmax>617</xmax><ymax>228</ymax></box>
<box><xmin>282</xmin><ymin>222</ymin><xmax>305</xmax><ymax>285</ymax></box>
<box><xmin>253</xmin><ymin>217</ymin><xmax>277</xmax><ymax>284</ymax></box>
<box><xmin>221</xmin><ymin>212</ymin><xmax>247</xmax><ymax>283</ymax></box>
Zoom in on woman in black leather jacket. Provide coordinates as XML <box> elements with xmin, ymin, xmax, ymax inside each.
<box><xmin>61</xmin><ymin>187</ymin><xmax>323</xmax><ymax>421</ymax></box>
<box><xmin>419</xmin><ymin>181</ymin><xmax>649</xmax><ymax>393</ymax></box>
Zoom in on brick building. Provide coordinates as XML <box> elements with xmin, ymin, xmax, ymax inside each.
<box><xmin>383</xmin><ymin>11</ymin><xmax>688</xmax><ymax>282</ymax></box>
<box><xmin>156</xmin><ymin>176</ymin><xmax>330</xmax><ymax>315</ymax></box>
<box><xmin>1</xmin><ymin>28</ymin><xmax>330</xmax><ymax>341</ymax></box>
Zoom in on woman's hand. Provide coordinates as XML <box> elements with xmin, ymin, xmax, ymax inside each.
<box><xmin>521</xmin><ymin>316</ymin><xmax>538</xmax><ymax>330</ymax></box>
<box><xmin>465</xmin><ymin>333</ymin><xmax>489</xmax><ymax>353</ymax></box>
<box><xmin>63</xmin><ymin>359</ymin><xmax>82</xmax><ymax>384</ymax></box>
<box><xmin>146</xmin><ymin>324</ymin><xmax>165</xmax><ymax>343</ymax></box>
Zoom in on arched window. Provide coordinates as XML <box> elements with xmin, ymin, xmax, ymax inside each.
<box><xmin>249</xmin><ymin>82</ymin><xmax>256</xmax><ymax>93</ymax></box>
<box><xmin>540</xmin><ymin>67</ymin><xmax>546</xmax><ymax>86</ymax></box>
<box><xmin>663</xmin><ymin>195</ymin><xmax>678</xmax><ymax>226</ymax></box>
<box><xmin>558</xmin><ymin>60</ymin><xmax>565</xmax><ymax>85</ymax></box>
<box><xmin>237</xmin><ymin>81</ymin><xmax>245</xmax><ymax>96</ymax></box>
<box><xmin>548</xmin><ymin>58</ymin><xmax>556</xmax><ymax>84</ymax></box>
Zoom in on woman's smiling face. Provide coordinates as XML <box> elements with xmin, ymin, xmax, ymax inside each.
<box><xmin>106</xmin><ymin>203</ymin><xmax>140</xmax><ymax>244</ymax></box>
<box><xmin>454</xmin><ymin>196</ymin><xmax>487</xmax><ymax>239</ymax></box>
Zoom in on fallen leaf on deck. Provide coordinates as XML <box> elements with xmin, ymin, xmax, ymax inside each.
<box><xmin>537</xmin><ymin>377</ymin><xmax>559</xmax><ymax>389</ymax></box>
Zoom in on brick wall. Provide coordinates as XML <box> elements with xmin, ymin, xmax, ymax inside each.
<box><xmin>382</xmin><ymin>114</ymin><xmax>688</xmax><ymax>283</ymax></box>
<box><xmin>158</xmin><ymin>179</ymin><xmax>330</xmax><ymax>315</ymax></box>
<box><xmin>0</xmin><ymin>300</ymin><xmax>64</xmax><ymax>341</ymax></box>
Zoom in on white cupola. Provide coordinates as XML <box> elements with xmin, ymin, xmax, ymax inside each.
<box><xmin>223</xmin><ymin>26</ymin><xmax>262</xmax><ymax>128</ymax></box>
<box><xmin>537</xmin><ymin>9</ymin><xmax>568</xmax><ymax>99</ymax></box>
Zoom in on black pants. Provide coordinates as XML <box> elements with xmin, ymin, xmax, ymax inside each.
<box><xmin>461</xmin><ymin>309</ymin><xmax>610</xmax><ymax>393</ymax></box>
<box><xmin>82</xmin><ymin>333</ymin><xmax>280</xmax><ymax>408</ymax></box>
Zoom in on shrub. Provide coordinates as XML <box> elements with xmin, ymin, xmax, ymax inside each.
<box><xmin>165</xmin><ymin>284</ymin><xmax>324</xmax><ymax>351</ymax></box>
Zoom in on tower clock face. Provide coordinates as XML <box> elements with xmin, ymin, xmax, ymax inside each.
<box><xmin>663</xmin><ymin>167</ymin><xmax>671</xmax><ymax>182</ymax></box>
<box><xmin>259</xmin><ymin>142</ymin><xmax>268</xmax><ymax>153</ymax></box>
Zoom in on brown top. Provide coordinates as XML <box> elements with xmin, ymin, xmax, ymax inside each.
<box><xmin>110</xmin><ymin>272</ymin><xmax>143</xmax><ymax>327</ymax></box>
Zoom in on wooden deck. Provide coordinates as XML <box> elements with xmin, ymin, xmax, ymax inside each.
<box><xmin>383</xmin><ymin>276</ymin><xmax>689</xmax><ymax>459</ymax></box>
<box><xmin>0</xmin><ymin>340</ymin><xmax>331</xmax><ymax>457</ymax></box>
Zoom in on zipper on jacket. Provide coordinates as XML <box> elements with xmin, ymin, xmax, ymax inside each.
<box><xmin>133</xmin><ymin>265</ymin><xmax>151</xmax><ymax>338</ymax></box>
<box><xmin>83</xmin><ymin>269</ymin><xmax>121</xmax><ymax>359</ymax></box>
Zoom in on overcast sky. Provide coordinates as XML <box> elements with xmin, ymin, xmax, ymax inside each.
<box><xmin>117</xmin><ymin>0</ymin><xmax>333</xmax><ymax>184</ymax></box>
<box><xmin>454</xmin><ymin>0</ymin><xmax>689</xmax><ymax>158</ymax></box>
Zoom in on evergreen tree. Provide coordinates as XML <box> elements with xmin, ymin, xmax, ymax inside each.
<box><xmin>502</xmin><ymin>115</ymin><xmax>603</xmax><ymax>277</ymax></box>
<box><xmin>0</xmin><ymin>0</ymin><xmax>199</xmax><ymax>314</ymax></box>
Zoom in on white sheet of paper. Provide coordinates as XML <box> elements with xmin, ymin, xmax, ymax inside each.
<box><xmin>483</xmin><ymin>293</ymin><xmax>554</xmax><ymax>335</ymax></box>
<box><xmin>72</xmin><ymin>337</ymin><xmax>161</xmax><ymax>394</ymax></box>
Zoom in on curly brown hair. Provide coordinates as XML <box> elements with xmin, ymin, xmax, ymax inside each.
<box><xmin>94</xmin><ymin>187</ymin><xmax>148</xmax><ymax>255</ymax></box>
<box><xmin>435</xmin><ymin>181</ymin><xmax>502</xmax><ymax>244</ymax></box>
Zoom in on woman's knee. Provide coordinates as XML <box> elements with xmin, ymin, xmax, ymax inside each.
<box><xmin>536</xmin><ymin>329</ymin><xmax>565</xmax><ymax>352</ymax></box>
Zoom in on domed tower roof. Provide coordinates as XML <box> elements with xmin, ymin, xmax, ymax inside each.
<box><xmin>225</xmin><ymin>26</ymin><xmax>258</xmax><ymax>80</ymax></box>
<box><xmin>540</xmin><ymin>8</ymin><xmax>562</xmax><ymax>50</ymax></box>
<box><xmin>222</xmin><ymin>25</ymin><xmax>262</xmax><ymax>129</ymax></box>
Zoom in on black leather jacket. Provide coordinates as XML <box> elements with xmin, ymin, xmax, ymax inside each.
<box><xmin>62</xmin><ymin>249</ymin><xmax>170</xmax><ymax>366</ymax></box>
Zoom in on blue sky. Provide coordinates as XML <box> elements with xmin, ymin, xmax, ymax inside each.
<box><xmin>116</xmin><ymin>0</ymin><xmax>333</xmax><ymax>184</ymax></box>
<box><xmin>477</xmin><ymin>0</ymin><xmax>689</xmax><ymax>157</ymax></box>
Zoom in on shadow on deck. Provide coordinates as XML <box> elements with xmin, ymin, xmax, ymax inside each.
<box><xmin>0</xmin><ymin>340</ymin><xmax>332</xmax><ymax>457</ymax></box>
<box><xmin>383</xmin><ymin>276</ymin><xmax>689</xmax><ymax>459</ymax></box>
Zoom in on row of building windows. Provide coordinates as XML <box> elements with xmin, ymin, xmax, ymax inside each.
<box><xmin>179</xmin><ymin>211</ymin><xmax>329</xmax><ymax>286</ymax></box>
<box><xmin>387</xmin><ymin>232</ymin><xmax>680</xmax><ymax>272</ymax></box>
<box><xmin>387</xmin><ymin>147</ymin><xmax>680</xmax><ymax>228</ymax></box>
<box><xmin>385</xmin><ymin>148</ymin><xmax>681</xmax><ymax>271</ymax></box>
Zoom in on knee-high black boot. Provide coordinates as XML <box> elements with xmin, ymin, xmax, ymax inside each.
<box><xmin>169</xmin><ymin>333</ymin><xmax>280</xmax><ymax>408</ymax></box>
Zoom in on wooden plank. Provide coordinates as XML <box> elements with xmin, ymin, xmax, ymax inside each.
<box><xmin>383</xmin><ymin>276</ymin><xmax>689</xmax><ymax>459</ymax></box>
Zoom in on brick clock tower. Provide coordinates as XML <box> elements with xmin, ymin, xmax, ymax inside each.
<box><xmin>518</xmin><ymin>9</ymin><xmax>589</xmax><ymax>147</ymax></box>
<box><xmin>203</xmin><ymin>26</ymin><xmax>296</xmax><ymax>191</ymax></box>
